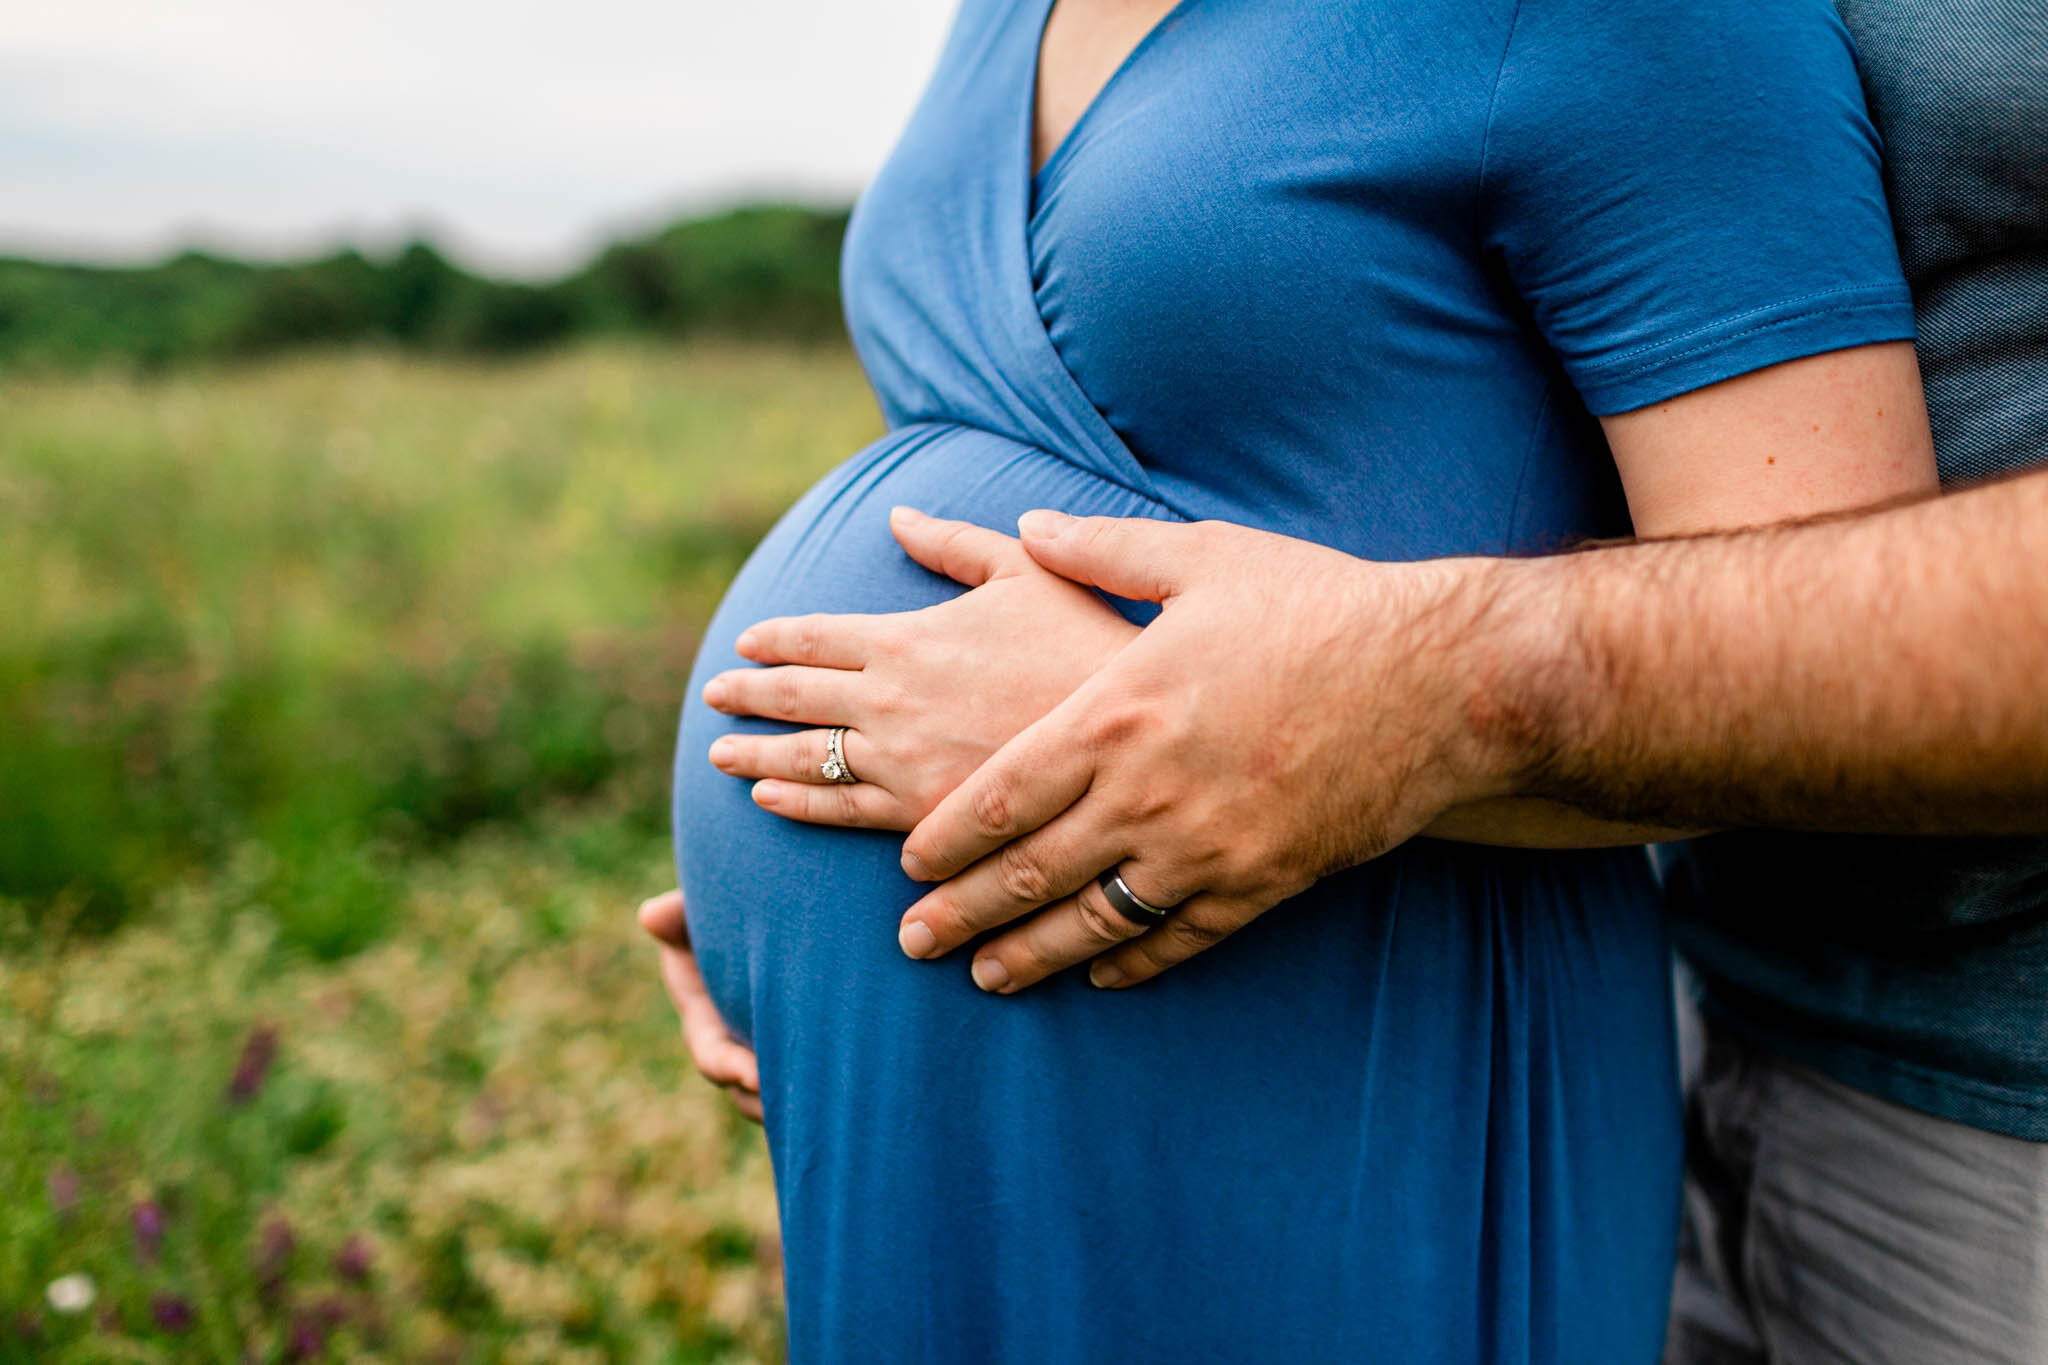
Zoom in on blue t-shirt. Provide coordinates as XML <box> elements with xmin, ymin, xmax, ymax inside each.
<box><xmin>1666</xmin><ymin>0</ymin><xmax>2048</xmax><ymax>1141</ymax></box>
<box><xmin>672</xmin><ymin>0</ymin><xmax>1912</xmax><ymax>1359</ymax></box>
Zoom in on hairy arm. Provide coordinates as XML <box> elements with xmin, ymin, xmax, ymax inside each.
<box><xmin>1485</xmin><ymin>465</ymin><xmax>2048</xmax><ymax>833</ymax></box>
<box><xmin>1427</xmin><ymin>341</ymin><xmax>1938</xmax><ymax>846</ymax></box>
<box><xmin>890</xmin><ymin>471</ymin><xmax>2045</xmax><ymax>994</ymax></box>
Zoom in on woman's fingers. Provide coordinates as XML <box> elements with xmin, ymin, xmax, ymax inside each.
<box><xmin>709</xmin><ymin>729</ymin><xmax>910</xmax><ymax>828</ymax></box>
<box><xmin>964</xmin><ymin>865</ymin><xmax>1183</xmax><ymax>993</ymax></box>
<box><xmin>1084</xmin><ymin>893</ymin><xmax>1259</xmax><ymax>989</ymax></box>
<box><xmin>896</xmin><ymin>800</ymin><xmax>1136</xmax><ymax>959</ymax></box>
<box><xmin>890</xmin><ymin>506</ymin><xmax>1036</xmax><ymax>587</ymax></box>
<box><xmin>710</xmin><ymin>727</ymin><xmax>878</xmax><ymax>787</ymax></box>
<box><xmin>734</xmin><ymin>612</ymin><xmax>882</xmax><ymax>668</ymax></box>
<box><xmin>750</xmin><ymin>778</ymin><xmax>912</xmax><ymax>830</ymax></box>
<box><xmin>703</xmin><ymin>664</ymin><xmax>865</xmax><ymax>725</ymax></box>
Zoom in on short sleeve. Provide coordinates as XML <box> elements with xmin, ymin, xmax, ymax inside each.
<box><xmin>1479</xmin><ymin>0</ymin><xmax>1917</xmax><ymax>415</ymax></box>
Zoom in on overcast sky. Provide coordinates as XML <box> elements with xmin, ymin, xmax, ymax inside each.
<box><xmin>0</xmin><ymin>0</ymin><xmax>958</xmax><ymax>277</ymax></box>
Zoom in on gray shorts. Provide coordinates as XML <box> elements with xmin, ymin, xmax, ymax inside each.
<box><xmin>1664</xmin><ymin>1005</ymin><xmax>2048</xmax><ymax>1365</ymax></box>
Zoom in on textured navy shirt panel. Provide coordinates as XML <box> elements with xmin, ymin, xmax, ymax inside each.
<box><xmin>1671</xmin><ymin>0</ymin><xmax>2048</xmax><ymax>1140</ymax></box>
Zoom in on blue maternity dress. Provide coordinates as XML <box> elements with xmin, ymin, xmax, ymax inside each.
<box><xmin>672</xmin><ymin>0</ymin><xmax>1915</xmax><ymax>1360</ymax></box>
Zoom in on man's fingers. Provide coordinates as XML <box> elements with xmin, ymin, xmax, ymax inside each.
<box><xmin>1016</xmin><ymin>510</ymin><xmax>1197</xmax><ymax>603</ymax></box>
<box><xmin>1086</xmin><ymin>894</ymin><xmax>1256</xmax><ymax>989</ymax></box>
<box><xmin>750</xmin><ymin>778</ymin><xmax>911</xmax><ymax>831</ymax></box>
<box><xmin>900</xmin><ymin>704</ymin><xmax>1095</xmax><ymax>881</ymax></box>
<box><xmin>890</xmin><ymin>506</ymin><xmax>1034</xmax><ymax>587</ymax></box>
<box><xmin>733</xmin><ymin>612</ymin><xmax>880</xmax><ymax>668</ymax></box>
<box><xmin>703</xmin><ymin>665</ymin><xmax>863</xmax><ymax>725</ymax></box>
<box><xmin>658</xmin><ymin>941</ymin><xmax>761</xmax><ymax>1094</ymax></box>
<box><xmin>726</xmin><ymin>1087</ymin><xmax>765</xmax><ymax>1123</ymax></box>
<box><xmin>642</xmin><ymin>890</ymin><xmax>762</xmax><ymax>1122</ymax></box>
<box><xmin>638</xmin><ymin>889</ymin><xmax>689</xmax><ymax>945</ymax></box>
<box><xmin>966</xmin><ymin>869</ymin><xmax>1184</xmax><ymax>993</ymax></box>
<box><xmin>897</xmin><ymin>801</ymin><xmax>1127</xmax><ymax>957</ymax></box>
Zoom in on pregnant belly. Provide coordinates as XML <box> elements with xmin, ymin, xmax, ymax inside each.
<box><xmin>672</xmin><ymin>422</ymin><xmax>1179</xmax><ymax>1041</ymax></box>
<box><xmin>670</xmin><ymin>424</ymin><xmax>1681</xmax><ymax>1361</ymax></box>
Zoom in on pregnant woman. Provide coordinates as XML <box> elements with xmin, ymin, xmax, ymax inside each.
<box><xmin>669</xmin><ymin>0</ymin><xmax>1935</xmax><ymax>1359</ymax></box>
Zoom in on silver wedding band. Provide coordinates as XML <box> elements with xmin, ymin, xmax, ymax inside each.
<box><xmin>1098</xmin><ymin>869</ymin><xmax>1172</xmax><ymax>926</ymax></box>
<box><xmin>821</xmin><ymin>727</ymin><xmax>858</xmax><ymax>784</ymax></box>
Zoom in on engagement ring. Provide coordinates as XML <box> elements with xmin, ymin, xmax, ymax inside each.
<box><xmin>821</xmin><ymin>727</ymin><xmax>858</xmax><ymax>784</ymax></box>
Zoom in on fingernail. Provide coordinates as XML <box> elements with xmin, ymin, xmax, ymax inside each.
<box><xmin>734</xmin><ymin>630</ymin><xmax>758</xmax><ymax>656</ymax></box>
<box><xmin>971</xmin><ymin>957</ymin><xmax>1011</xmax><ymax>993</ymax></box>
<box><xmin>899</xmin><ymin>920</ymin><xmax>937</xmax><ymax>958</ymax></box>
<box><xmin>1017</xmin><ymin>509</ymin><xmax>1074</xmax><ymax>540</ymax></box>
<box><xmin>702</xmin><ymin>677</ymin><xmax>729</xmax><ymax>708</ymax></box>
<box><xmin>901</xmin><ymin>849</ymin><xmax>930</xmax><ymax>881</ymax></box>
<box><xmin>1089</xmin><ymin>962</ymin><xmax>1125</xmax><ymax>989</ymax></box>
<box><xmin>891</xmin><ymin>505</ymin><xmax>925</xmax><ymax>524</ymax></box>
<box><xmin>709</xmin><ymin>738</ymin><xmax>737</xmax><ymax>769</ymax></box>
<box><xmin>753</xmin><ymin>781</ymin><xmax>781</xmax><ymax>808</ymax></box>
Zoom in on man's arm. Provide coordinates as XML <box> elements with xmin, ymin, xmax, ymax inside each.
<box><xmin>645</xmin><ymin>470</ymin><xmax>2046</xmax><ymax>1107</ymax></box>
<box><xmin>889</xmin><ymin>344</ymin><xmax>1944</xmax><ymax>991</ymax></box>
<box><xmin>899</xmin><ymin>466</ymin><xmax>2048</xmax><ymax>990</ymax></box>
<box><xmin>1496</xmin><ymin>467</ymin><xmax>2048</xmax><ymax>833</ymax></box>
<box><xmin>1429</xmin><ymin>338</ymin><xmax>1938</xmax><ymax>848</ymax></box>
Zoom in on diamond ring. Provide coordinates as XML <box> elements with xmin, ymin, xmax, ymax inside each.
<box><xmin>820</xmin><ymin>727</ymin><xmax>858</xmax><ymax>784</ymax></box>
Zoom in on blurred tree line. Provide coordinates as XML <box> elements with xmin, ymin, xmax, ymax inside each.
<box><xmin>0</xmin><ymin>204</ymin><xmax>851</xmax><ymax>368</ymax></box>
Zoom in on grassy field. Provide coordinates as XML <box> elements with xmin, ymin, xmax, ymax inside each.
<box><xmin>1</xmin><ymin>342</ymin><xmax>884</xmax><ymax>1361</ymax></box>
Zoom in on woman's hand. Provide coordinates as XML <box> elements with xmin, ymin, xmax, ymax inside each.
<box><xmin>638</xmin><ymin>890</ymin><xmax>763</xmax><ymax>1123</ymax></box>
<box><xmin>701</xmin><ymin>506</ymin><xmax>1140</xmax><ymax>830</ymax></box>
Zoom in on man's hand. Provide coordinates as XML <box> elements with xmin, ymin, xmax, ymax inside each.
<box><xmin>638</xmin><ymin>890</ymin><xmax>763</xmax><ymax>1122</ymax></box>
<box><xmin>896</xmin><ymin>512</ymin><xmax>1517</xmax><ymax>994</ymax></box>
<box><xmin>701</xmin><ymin>506</ymin><xmax>1138</xmax><ymax>829</ymax></box>
<box><xmin>896</xmin><ymin>466</ymin><xmax>2048</xmax><ymax>997</ymax></box>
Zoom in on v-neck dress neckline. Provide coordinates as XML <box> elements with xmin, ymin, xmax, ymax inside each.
<box><xmin>988</xmin><ymin>0</ymin><xmax>1200</xmax><ymax>499</ymax></box>
<box><xmin>1026</xmin><ymin>0</ymin><xmax>1200</xmax><ymax>193</ymax></box>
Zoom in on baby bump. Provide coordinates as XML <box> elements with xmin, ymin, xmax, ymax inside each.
<box><xmin>669</xmin><ymin>421</ymin><xmax>1681</xmax><ymax>1356</ymax></box>
<box><xmin>671</xmin><ymin>422</ymin><xmax>1179</xmax><ymax>1042</ymax></box>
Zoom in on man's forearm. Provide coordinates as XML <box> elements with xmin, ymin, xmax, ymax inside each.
<box><xmin>1480</xmin><ymin>469</ymin><xmax>2048</xmax><ymax>833</ymax></box>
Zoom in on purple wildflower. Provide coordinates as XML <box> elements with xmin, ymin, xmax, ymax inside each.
<box><xmin>255</xmin><ymin>1215</ymin><xmax>296</xmax><ymax>1300</ymax></box>
<box><xmin>10</xmin><ymin>1311</ymin><xmax>43</xmax><ymax>1343</ymax></box>
<box><xmin>333</xmin><ymin>1233</ymin><xmax>373</xmax><ymax>1283</ymax></box>
<box><xmin>226</xmin><ymin>1024</ymin><xmax>280</xmax><ymax>1105</ymax></box>
<box><xmin>285</xmin><ymin>1314</ymin><xmax>326</xmax><ymax>1360</ymax></box>
<box><xmin>131</xmin><ymin>1200</ymin><xmax>167</xmax><ymax>1263</ymax></box>
<box><xmin>150</xmin><ymin>1293</ymin><xmax>194</xmax><ymax>1334</ymax></box>
<box><xmin>45</xmin><ymin>1167</ymin><xmax>79</xmax><ymax>1219</ymax></box>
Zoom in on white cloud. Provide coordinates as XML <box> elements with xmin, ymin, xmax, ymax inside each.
<box><xmin>0</xmin><ymin>0</ymin><xmax>958</xmax><ymax>276</ymax></box>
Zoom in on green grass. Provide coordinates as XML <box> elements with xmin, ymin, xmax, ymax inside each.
<box><xmin>0</xmin><ymin>341</ymin><xmax>883</xmax><ymax>1361</ymax></box>
<box><xmin>0</xmin><ymin>340</ymin><xmax>878</xmax><ymax>939</ymax></box>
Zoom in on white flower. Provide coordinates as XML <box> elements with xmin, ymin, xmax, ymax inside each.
<box><xmin>46</xmin><ymin>1272</ymin><xmax>96</xmax><ymax>1315</ymax></box>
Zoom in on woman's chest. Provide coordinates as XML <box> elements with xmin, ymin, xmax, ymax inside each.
<box><xmin>845</xmin><ymin>0</ymin><xmax>1613</xmax><ymax>554</ymax></box>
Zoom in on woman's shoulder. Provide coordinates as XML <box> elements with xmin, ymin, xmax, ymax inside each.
<box><xmin>1479</xmin><ymin>0</ymin><xmax>1911</xmax><ymax>416</ymax></box>
<box><xmin>1493</xmin><ymin>0</ymin><xmax>1860</xmax><ymax>101</ymax></box>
